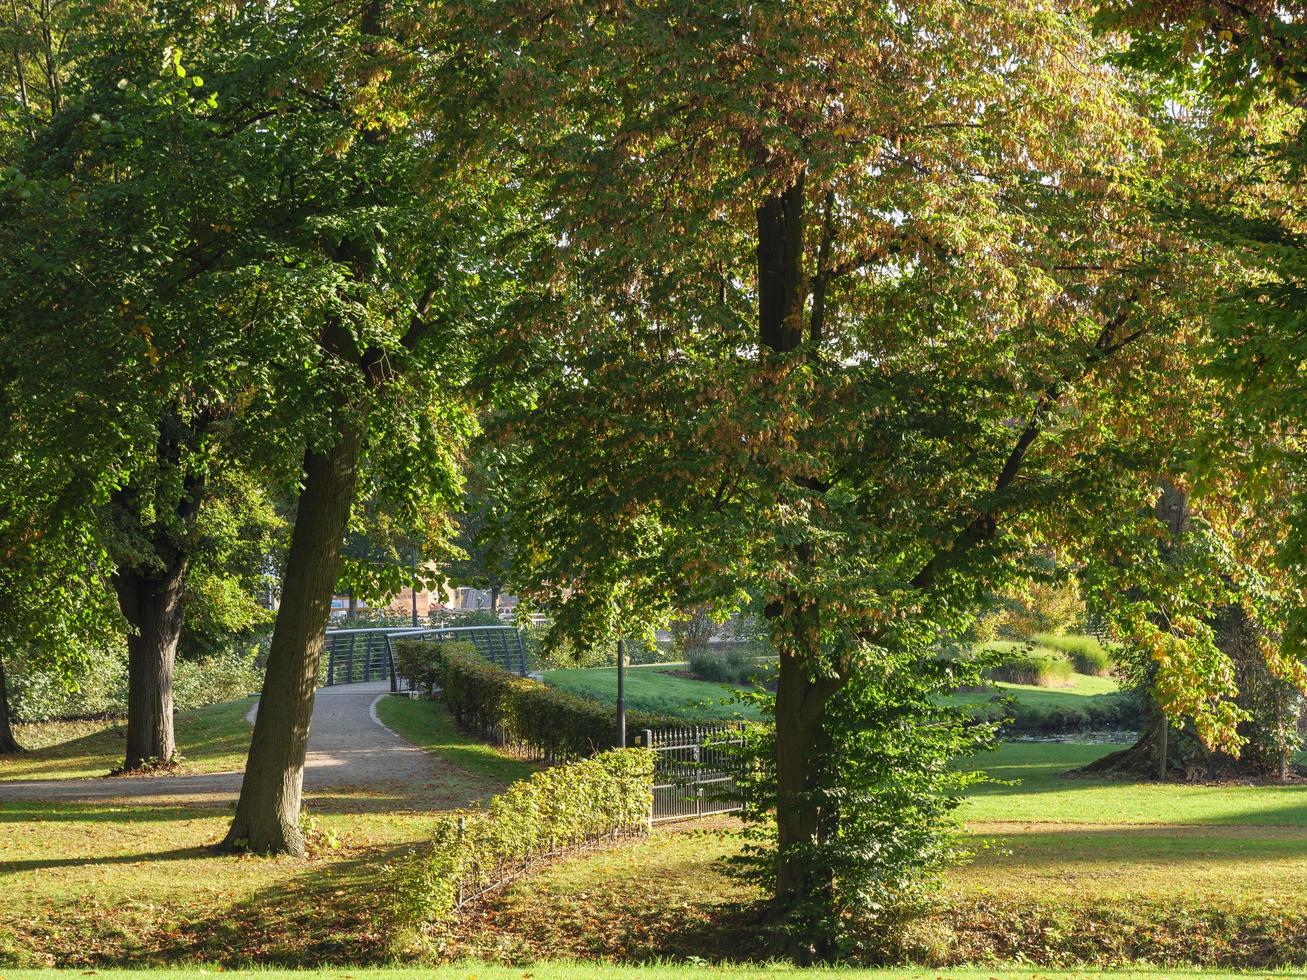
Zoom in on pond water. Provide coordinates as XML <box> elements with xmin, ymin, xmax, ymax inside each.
<box><xmin>1008</xmin><ymin>730</ymin><xmax>1138</xmax><ymax>745</ymax></box>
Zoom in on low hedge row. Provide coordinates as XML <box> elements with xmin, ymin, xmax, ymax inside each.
<box><xmin>971</xmin><ymin>694</ymin><xmax>1144</xmax><ymax>734</ymax></box>
<box><xmin>396</xmin><ymin>640</ymin><xmax>685</xmax><ymax>761</ymax></box>
<box><xmin>389</xmin><ymin>748</ymin><xmax>654</xmax><ymax>934</ymax></box>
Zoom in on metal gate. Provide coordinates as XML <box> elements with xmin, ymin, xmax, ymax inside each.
<box><xmin>323</xmin><ymin>624</ymin><xmax>530</xmax><ymax>690</ymax></box>
<box><xmin>633</xmin><ymin>724</ymin><xmax>744</xmax><ymax>823</ymax></box>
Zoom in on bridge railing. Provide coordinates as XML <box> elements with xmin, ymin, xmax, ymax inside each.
<box><xmin>322</xmin><ymin>624</ymin><xmax>530</xmax><ymax>691</ymax></box>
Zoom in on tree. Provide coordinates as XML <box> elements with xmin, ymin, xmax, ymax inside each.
<box><xmin>444</xmin><ymin>445</ymin><xmax>516</xmax><ymax>614</ymax></box>
<box><xmin>3</xmin><ymin>0</ymin><xmax>505</xmax><ymax>815</ymax></box>
<box><xmin>218</xmin><ymin>0</ymin><xmax>519</xmax><ymax>854</ymax></box>
<box><xmin>469</xmin><ymin>0</ymin><xmax>1224</xmax><ymax>954</ymax></box>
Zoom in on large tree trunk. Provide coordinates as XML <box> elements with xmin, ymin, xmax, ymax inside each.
<box><xmin>222</xmin><ymin>422</ymin><xmax>365</xmax><ymax>855</ymax></box>
<box><xmin>756</xmin><ymin>171</ymin><xmax>848</xmax><ymax>955</ymax></box>
<box><xmin>0</xmin><ymin>651</ymin><xmax>21</xmax><ymax>754</ymax></box>
<box><xmin>773</xmin><ymin>639</ymin><xmax>840</xmax><ymax>960</ymax></box>
<box><xmin>112</xmin><ymin>559</ymin><xmax>186</xmax><ymax>770</ymax></box>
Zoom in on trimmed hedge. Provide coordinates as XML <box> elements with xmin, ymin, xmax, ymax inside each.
<box><xmin>389</xmin><ymin>748</ymin><xmax>654</xmax><ymax>932</ymax></box>
<box><xmin>1032</xmin><ymin>632</ymin><xmax>1115</xmax><ymax>676</ymax></box>
<box><xmin>979</xmin><ymin>641</ymin><xmax>1075</xmax><ymax>688</ymax></box>
<box><xmin>404</xmin><ymin>641</ymin><xmax>686</xmax><ymax>761</ymax></box>
<box><xmin>394</xmin><ymin>639</ymin><xmax>474</xmax><ymax>696</ymax></box>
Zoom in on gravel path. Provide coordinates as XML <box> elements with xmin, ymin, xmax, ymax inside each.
<box><xmin>0</xmin><ymin>681</ymin><xmax>460</xmax><ymax>806</ymax></box>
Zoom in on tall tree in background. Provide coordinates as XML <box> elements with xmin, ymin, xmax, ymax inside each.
<box><xmin>1080</xmin><ymin>0</ymin><xmax>1307</xmax><ymax>775</ymax></box>
<box><xmin>468</xmin><ymin>0</ymin><xmax>1233</xmax><ymax>954</ymax></box>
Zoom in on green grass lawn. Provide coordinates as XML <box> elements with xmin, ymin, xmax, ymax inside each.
<box><xmin>540</xmin><ymin>664</ymin><xmax>1132</xmax><ymax>730</ymax></box>
<box><xmin>374</xmin><ymin>695</ymin><xmax>539</xmax><ymax>785</ymax></box>
<box><xmin>11</xmin><ymin>697</ymin><xmax>1307</xmax><ymax>970</ymax></box>
<box><xmin>539</xmin><ymin>665</ymin><xmax>762</xmax><ymax>720</ymax></box>
<box><xmin>1</xmin><ymin>968</ymin><xmax>1289</xmax><ymax>979</ymax></box>
<box><xmin>0</xmin><ymin>698</ymin><xmax>257</xmax><ymax>781</ymax></box>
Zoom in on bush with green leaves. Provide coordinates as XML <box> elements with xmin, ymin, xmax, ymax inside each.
<box><xmin>978</xmin><ymin>641</ymin><xmax>1075</xmax><ymax>687</ymax></box>
<box><xmin>1032</xmin><ymin>633</ymin><xmax>1115</xmax><ymax>677</ymax></box>
<box><xmin>731</xmin><ymin>647</ymin><xmax>998</xmax><ymax>960</ymax></box>
<box><xmin>389</xmin><ymin>748</ymin><xmax>654</xmax><ymax>935</ymax></box>
<box><xmin>9</xmin><ymin>643</ymin><xmax>260</xmax><ymax>722</ymax></box>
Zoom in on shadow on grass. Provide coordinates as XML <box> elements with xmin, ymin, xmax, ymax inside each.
<box><xmin>0</xmin><ymin>801</ymin><xmax>225</xmax><ymax>824</ymax></box>
<box><xmin>156</xmin><ymin>841</ymin><xmax>415</xmax><ymax>965</ymax></box>
<box><xmin>0</xmin><ymin>844</ymin><xmax>216</xmax><ymax>873</ymax></box>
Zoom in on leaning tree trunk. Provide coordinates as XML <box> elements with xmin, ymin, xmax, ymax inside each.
<box><xmin>1077</xmin><ymin>700</ymin><xmax>1177</xmax><ymax>777</ymax></box>
<box><xmin>113</xmin><ymin>561</ymin><xmax>187</xmax><ymax>770</ymax></box>
<box><xmin>0</xmin><ymin>651</ymin><xmax>21</xmax><ymax>754</ymax></box>
<box><xmin>222</xmin><ymin>422</ymin><xmax>365</xmax><ymax>855</ymax></box>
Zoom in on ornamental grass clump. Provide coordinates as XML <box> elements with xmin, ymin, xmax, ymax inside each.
<box><xmin>1033</xmin><ymin>633</ymin><xmax>1116</xmax><ymax>676</ymax></box>
<box><xmin>980</xmin><ymin>641</ymin><xmax>1075</xmax><ymax>687</ymax></box>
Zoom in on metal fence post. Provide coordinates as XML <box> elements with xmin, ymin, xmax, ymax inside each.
<box><xmin>385</xmin><ymin>635</ymin><xmax>399</xmax><ymax>693</ymax></box>
<box><xmin>616</xmin><ymin>638</ymin><xmax>627</xmax><ymax>748</ymax></box>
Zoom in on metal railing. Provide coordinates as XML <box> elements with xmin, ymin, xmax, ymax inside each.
<box><xmin>322</xmin><ymin>624</ymin><xmax>530</xmax><ymax>691</ymax></box>
<box><xmin>632</xmin><ymin>723</ymin><xmax>745</xmax><ymax>823</ymax></box>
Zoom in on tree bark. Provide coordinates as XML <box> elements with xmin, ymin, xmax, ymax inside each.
<box><xmin>222</xmin><ymin>421</ymin><xmax>365</xmax><ymax>855</ymax></box>
<box><xmin>489</xmin><ymin>582</ymin><xmax>500</xmax><ymax>615</ymax></box>
<box><xmin>112</xmin><ymin>560</ymin><xmax>186</xmax><ymax>770</ymax></box>
<box><xmin>0</xmin><ymin>651</ymin><xmax>21</xmax><ymax>754</ymax></box>
<box><xmin>756</xmin><ymin>172</ymin><xmax>847</xmax><ymax>953</ymax></box>
<box><xmin>773</xmin><ymin>640</ymin><xmax>840</xmax><ymax>960</ymax></box>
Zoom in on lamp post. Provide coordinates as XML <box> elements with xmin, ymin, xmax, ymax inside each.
<box><xmin>616</xmin><ymin>637</ymin><xmax>627</xmax><ymax>748</ymax></box>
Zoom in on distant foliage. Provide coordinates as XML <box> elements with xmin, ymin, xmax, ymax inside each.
<box><xmin>394</xmin><ymin>640</ymin><xmax>473</xmax><ymax>697</ymax></box>
<box><xmin>686</xmin><ymin>646</ymin><xmax>773</xmax><ymax>686</ymax></box>
<box><xmin>9</xmin><ymin>645</ymin><xmax>260</xmax><ymax>722</ymax></box>
<box><xmin>389</xmin><ymin>749</ymin><xmax>654</xmax><ymax>939</ymax></box>
<box><xmin>1033</xmin><ymin>633</ymin><xmax>1115</xmax><ymax>677</ymax></box>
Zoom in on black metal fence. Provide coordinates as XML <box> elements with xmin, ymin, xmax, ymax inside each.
<box><xmin>323</xmin><ymin>625</ymin><xmax>529</xmax><ymax>690</ymax></box>
<box><xmin>633</xmin><ymin>723</ymin><xmax>745</xmax><ymax>822</ymax></box>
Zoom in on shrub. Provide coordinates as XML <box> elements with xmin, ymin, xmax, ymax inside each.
<box><xmin>389</xmin><ymin>748</ymin><xmax>654</xmax><ymax>934</ymax></box>
<box><xmin>686</xmin><ymin>646</ymin><xmax>767</xmax><ymax>684</ymax></box>
<box><xmin>9</xmin><ymin>644</ymin><xmax>260</xmax><ymax>722</ymax></box>
<box><xmin>1033</xmin><ymin>632</ymin><xmax>1115</xmax><ymax>676</ymax></box>
<box><xmin>434</xmin><ymin>645</ymin><xmax>683</xmax><ymax>760</ymax></box>
<box><xmin>174</xmin><ymin>646</ymin><xmax>262</xmax><ymax>709</ymax></box>
<box><xmin>394</xmin><ymin>639</ymin><xmax>475</xmax><ymax>695</ymax></box>
<box><xmin>979</xmin><ymin>641</ymin><xmax>1075</xmax><ymax>687</ymax></box>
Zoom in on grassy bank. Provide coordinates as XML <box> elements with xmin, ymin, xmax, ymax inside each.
<box><xmin>373</xmin><ymin>695</ymin><xmax>539</xmax><ymax>784</ymax></box>
<box><xmin>539</xmin><ymin>665</ymin><xmax>762</xmax><ymax>720</ymax></box>
<box><xmin>1</xmin><ymin>698</ymin><xmax>257</xmax><ymax>781</ymax></box>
